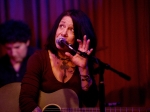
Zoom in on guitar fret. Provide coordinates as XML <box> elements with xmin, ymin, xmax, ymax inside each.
<box><xmin>43</xmin><ymin>107</ymin><xmax>150</xmax><ymax>112</ymax></box>
<box><xmin>62</xmin><ymin>108</ymin><xmax>100</xmax><ymax>112</ymax></box>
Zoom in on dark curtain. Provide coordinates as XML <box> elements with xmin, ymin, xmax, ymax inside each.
<box><xmin>0</xmin><ymin>0</ymin><xmax>150</xmax><ymax>107</ymax></box>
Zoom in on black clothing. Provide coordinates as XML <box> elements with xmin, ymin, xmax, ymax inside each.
<box><xmin>0</xmin><ymin>47</ymin><xmax>36</xmax><ymax>87</ymax></box>
<box><xmin>19</xmin><ymin>50</ymin><xmax>99</xmax><ymax>112</ymax></box>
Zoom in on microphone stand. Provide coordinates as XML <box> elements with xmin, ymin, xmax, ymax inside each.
<box><xmin>92</xmin><ymin>57</ymin><xmax>131</xmax><ymax>112</ymax></box>
<box><xmin>59</xmin><ymin>40</ymin><xmax>131</xmax><ymax>112</ymax></box>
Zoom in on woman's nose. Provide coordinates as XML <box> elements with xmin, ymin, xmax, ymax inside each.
<box><xmin>61</xmin><ymin>28</ymin><xmax>68</xmax><ymax>37</ymax></box>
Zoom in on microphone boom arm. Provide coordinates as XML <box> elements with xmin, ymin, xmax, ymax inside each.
<box><xmin>58</xmin><ymin>37</ymin><xmax>131</xmax><ymax>112</ymax></box>
<box><xmin>61</xmin><ymin>40</ymin><xmax>88</xmax><ymax>58</ymax></box>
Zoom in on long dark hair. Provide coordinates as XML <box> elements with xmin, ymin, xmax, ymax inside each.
<box><xmin>45</xmin><ymin>9</ymin><xmax>97</xmax><ymax>56</ymax></box>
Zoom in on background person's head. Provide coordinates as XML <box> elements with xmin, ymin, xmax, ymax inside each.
<box><xmin>0</xmin><ymin>20</ymin><xmax>31</xmax><ymax>63</ymax></box>
<box><xmin>46</xmin><ymin>9</ymin><xmax>97</xmax><ymax>56</ymax></box>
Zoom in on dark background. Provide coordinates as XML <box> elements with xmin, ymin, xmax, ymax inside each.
<box><xmin>0</xmin><ymin>0</ymin><xmax>150</xmax><ymax>107</ymax></box>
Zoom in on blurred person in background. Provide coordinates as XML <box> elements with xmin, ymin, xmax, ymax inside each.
<box><xmin>0</xmin><ymin>20</ymin><xmax>36</xmax><ymax>88</ymax></box>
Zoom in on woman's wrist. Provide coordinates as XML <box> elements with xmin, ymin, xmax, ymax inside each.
<box><xmin>80</xmin><ymin>74</ymin><xmax>92</xmax><ymax>91</ymax></box>
<box><xmin>78</xmin><ymin>66</ymin><xmax>88</xmax><ymax>75</ymax></box>
<box><xmin>80</xmin><ymin>74</ymin><xmax>91</xmax><ymax>82</ymax></box>
<box><xmin>78</xmin><ymin>66</ymin><xmax>93</xmax><ymax>91</ymax></box>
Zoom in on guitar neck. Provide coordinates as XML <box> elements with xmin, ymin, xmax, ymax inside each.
<box><xmin>105</xmin><ymin>107</ymin><xmax>150</xmax><ymax>112</ymax></box>
<box><xmin>44</xmin><ymin>107</ymin><xmax>150</xmax><ymax>112</ymax></box>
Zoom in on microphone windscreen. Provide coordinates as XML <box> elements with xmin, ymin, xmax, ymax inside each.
<box><xmin>56</xmin><ymin>36</ymin><xmax>66</xmax><ymax>47</ymax></box>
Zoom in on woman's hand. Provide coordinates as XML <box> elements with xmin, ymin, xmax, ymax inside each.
<box><xmin>65</xmin><ymin>35</ymin><xmax>93</xmax><ymax>91</ymax></box>
<box><xmin>32</xmin><ymin>106</ymin><xmax>42</xmax><ymax>112</ymax></box>
<box><xmin>65</xmin><ymin>35</ymin><xmax>93</xmax><ymax>69</ymax></box>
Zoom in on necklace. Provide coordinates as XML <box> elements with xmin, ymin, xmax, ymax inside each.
<box><xmin>55</xmin><ymin>54</ymin><xmax>76</xmax><ymax>83</ymax></box>
<box><xmin>56</xmin><ymin>55</ymin><xmax>70</xmax><ymax>83</ymax></box>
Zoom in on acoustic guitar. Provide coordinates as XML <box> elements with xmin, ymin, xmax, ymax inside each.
<box><xmin>0</xmin><ymin>83</ymin><xmax>149</xmax><ymax>112</ymax></box>
<box><xmin>39</xmin><ymin>89</ymin><xmax>150</xmax><ymax>112</ymax></box>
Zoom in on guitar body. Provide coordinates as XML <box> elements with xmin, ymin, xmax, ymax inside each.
<box><xmin>0</xmin><ymin>83</ymin><xmax>79</xmax><ymax>112</ymax></box>
<box><xmin>0</xmin><ymin>82</ymin><xmax>21</xmax><ymax>112</ymax></box>
<box><xmin>39</xmin><ymin>89</ymin><xmax>79</xmax><ymax>111</ymax></box>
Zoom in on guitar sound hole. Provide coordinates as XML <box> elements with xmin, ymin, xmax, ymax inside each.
<box><xmin>43</xmin><ymin>104</ymin><xmax>61</xmax><ymax>112</ymax></box>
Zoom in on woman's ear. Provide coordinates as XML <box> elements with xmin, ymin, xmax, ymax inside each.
<box><xmin>26</xmin><ymin>40</ymin><xmax>30</xmax><ymax>46</ymax></box>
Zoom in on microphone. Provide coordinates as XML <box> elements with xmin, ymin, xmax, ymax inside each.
<box><xmin>56</xmin><ymin>37</ymin><xmax>88</xmax><ymax>58</ymax></box>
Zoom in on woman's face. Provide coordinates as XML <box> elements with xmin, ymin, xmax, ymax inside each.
<box><xmin>55</xmin><ymin>16</ymin><xmax>75</xmax><ymax>50</ymax></box>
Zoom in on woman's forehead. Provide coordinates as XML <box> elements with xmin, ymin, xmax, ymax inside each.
<box><xmin>60</xmin><ymin>16</ymin><xmax>73</xmax><ymax>25</ymax></box>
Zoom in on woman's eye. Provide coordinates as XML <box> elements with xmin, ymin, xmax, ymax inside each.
<box><xmin>69</xmin><ymin>28</ymin><xmax>74</xmax><ymax>32</ymax></box>
<box><xmin>59</xmin><ymin>24</ymin><xmax>64</xmax><ymax>28</ymax></box>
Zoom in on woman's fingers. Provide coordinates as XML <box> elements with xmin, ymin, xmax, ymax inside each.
<box><xmin>86</xmin><ymin>48</ymin><xmax>93</xmax><ymax>55</ymax></box>
<box><xmin>85</xmin><ymin>39</ymin><xmax>90</xmax><ymax>51</ymax></box>
<box><xmin>77</xmin><ymin>35</ymin><xmax>90</xmax><ymax>52</ymax></box>
<box><xmin>82</xmin><ymin>35</ymin><xmax>87</xmax><ymax>49</ymax></box>
<box><xmin>77</xmin><ymin>39</ymin><xmax>82</xmax><ymax>48</ymax></box>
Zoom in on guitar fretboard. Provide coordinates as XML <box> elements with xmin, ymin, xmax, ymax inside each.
<box><xmin>43</xmin><ymin>107</ymin><xmax>150</xmax><ymax>112</ymax></box>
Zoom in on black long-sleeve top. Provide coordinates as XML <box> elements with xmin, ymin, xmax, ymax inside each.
<box><xmin>0</xmin><ymin>47</ymin><xmax>36</xmax><ymax>88</ymax></box>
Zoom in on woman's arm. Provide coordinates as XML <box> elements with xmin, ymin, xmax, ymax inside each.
<box><xmin>32</xmin><ymin>106</ymin><xmax>42</xmax><ymax>112</ymax></box>
<box><xmin>19</xmin><ymin>50</ymin><xmax>43</xmax><ymax>112</ymax></box>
